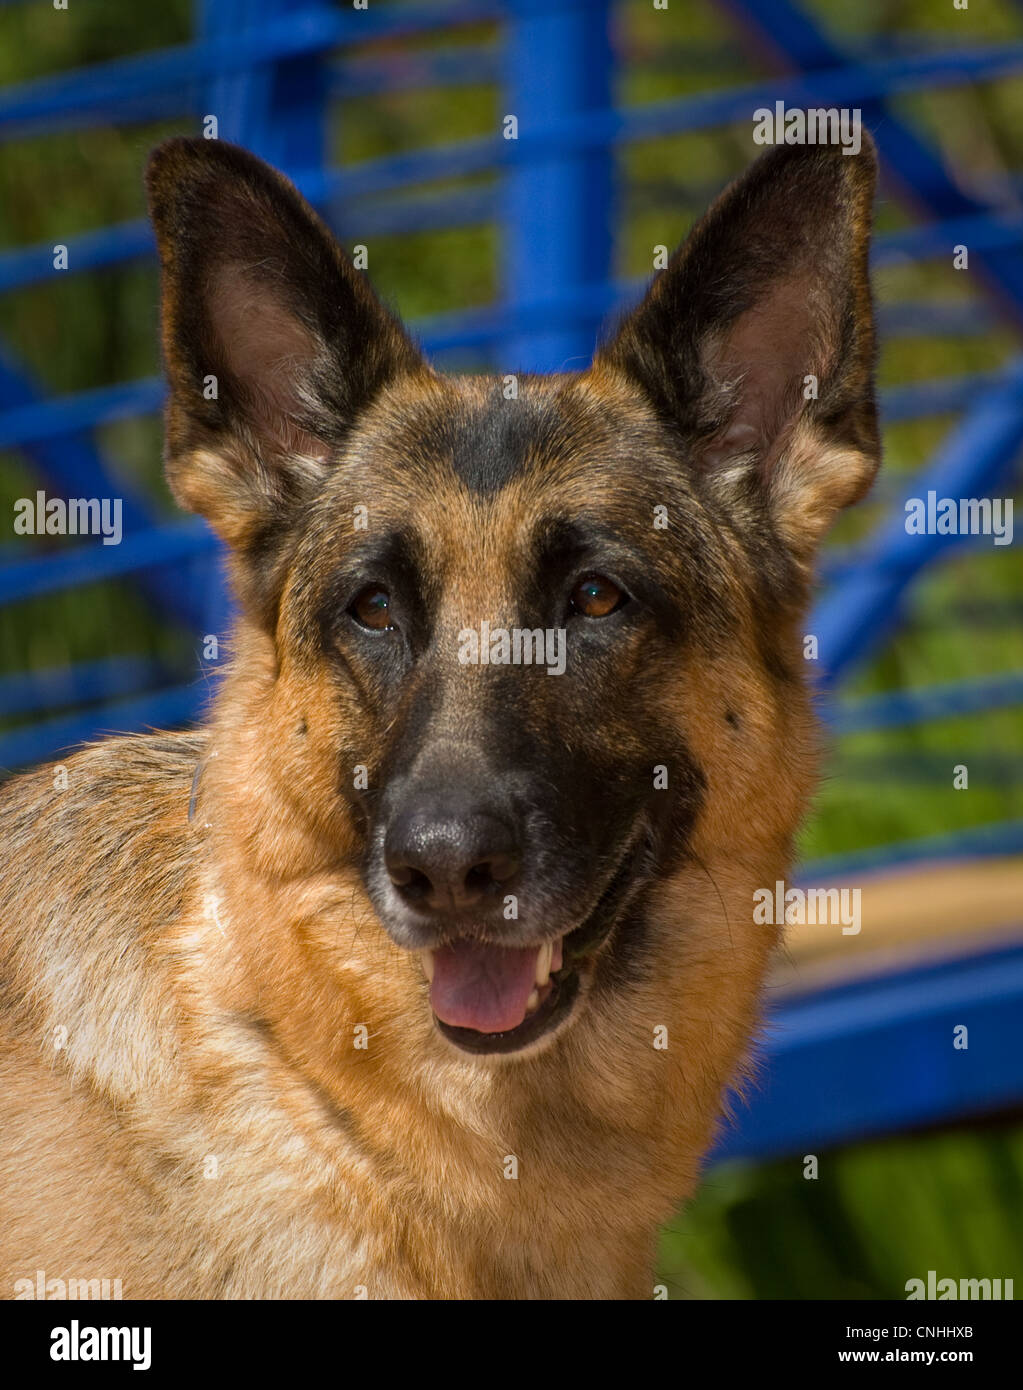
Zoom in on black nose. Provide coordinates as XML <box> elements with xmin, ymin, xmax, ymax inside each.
<box><xmin>384</xmin><ymin>800</ymin><xmax>521</xmax><ymax>914</ymax></box>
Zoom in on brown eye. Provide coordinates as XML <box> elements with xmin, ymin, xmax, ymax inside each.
<box><xmin>570</xmin><ymin>574</ymin><xmax>625</xmax><ymax>618</ymax></box>
<box><xmin>350</xmin><ymin>586</ymin><xmax>394</xmax><ymax>631</ymax></box>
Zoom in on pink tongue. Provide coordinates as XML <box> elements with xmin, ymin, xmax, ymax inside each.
<box><xmin>430</xmin><ymin>940</ymin><xmax>541</xmax><ymax>1033</ymax></box>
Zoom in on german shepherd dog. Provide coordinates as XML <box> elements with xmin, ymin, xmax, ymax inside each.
<box><xmin>0</xmin><ymin>134</ymin><xmax>879</xmax><ymax>1299</ymax></box>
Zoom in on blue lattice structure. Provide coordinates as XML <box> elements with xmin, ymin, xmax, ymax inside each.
<box><xmin>0</xmin><ymin>0</ymin><xmax>1020</xmax><ymax>1163</ymax></box>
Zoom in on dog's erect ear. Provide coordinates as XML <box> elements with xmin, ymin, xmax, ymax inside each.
<box><xmin>146</xmin><ymin>138</ymin><xmax>424</xmax><ymax>553</ymax></box>
<box><xmin>596</xmin><ymin>139</ymin><xmax>879</xmax><ymax>559</ymax></box>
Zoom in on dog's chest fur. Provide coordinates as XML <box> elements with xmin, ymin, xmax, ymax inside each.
<box><xmin>0</xmin><ymin>729</ymin><xmax>776</xmax><ymax>1300</ymax></box>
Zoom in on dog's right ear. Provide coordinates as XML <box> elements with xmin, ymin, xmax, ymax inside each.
<box><xmin>146</xmin><ymin>138</ymin><xmax>425</xmax><ymax>562</ymax></box>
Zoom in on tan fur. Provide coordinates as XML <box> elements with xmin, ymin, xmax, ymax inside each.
<box><xmin>0</xmin><ymin>432</ymin><xmax>815</xmax><ymax>1299</ymax></box>
<box><xmin>0</xmin><ymin>137</ymin><xmax>877</xmax><ymax>1301</ymax></box>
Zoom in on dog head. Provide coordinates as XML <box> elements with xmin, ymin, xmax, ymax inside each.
<box><xmin>147</xmin><ymin>136</ymin><xmax>878</xmax><ymax>1059</ymax></box>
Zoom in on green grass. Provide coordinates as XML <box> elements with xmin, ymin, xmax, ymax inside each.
<box><xmin>660</xmin><ymin>1126</ymin><xmax>1023</xmax><ymax>1299</ymax></box>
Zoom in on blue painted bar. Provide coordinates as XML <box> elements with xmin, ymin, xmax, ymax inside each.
<box><xmin>0</xmin><ymin>2</ymin><xmax>600</xmax><ymax>141</ymax></box>
<box><xmin>1</xmin><ymin>186</ymin><xmax>1020</xmax><ymax>297</ymax></box>
<box><xmin>310</xmin><ymin>47</ymin><xmax>1023</xmax><ymax>203</ymax></box>
<box><xmin>0</xmin><ymin>376</ymin><xmax>164</xmax><ymax>449</ymax></box>
<box><xmin>0</xmin><ymin>349</ymin><xmax>210</xmax><ymax>630</ymax></box>
<box><xmin>1</xmin><ymin>352</ymin><xmax>1000</xmax><ymax>470</ymax></box>
<box><xmin>0</xmin><ymin>220</ymin><xmax>153</xmax><ymax>293</ymax></box>
<box><xmin>711</xmin><ymin>941</ymin><xmax>1023</xmax><ymax>1162</ymax></box>
<box><xmin>798</xmin><ymin>820</ymin><xmax>1023</xmax><ymax>882</ymax></box>
<box><xmin>330</xmin><ymin>43</ymin><xmax>499</xmax><ymax>98</ymax></box>
<box><xmin>0</xmin><ymin>683</ymin><xmax>212</xmax><ymax>773</ymax></box>
<box><xmin>0</xmin><ymin>521</ymin><xmax>215</xmax><ymax>605</ymax></box>
<box><xmin>0</xmin><ymin>657</ymin><xmax>171</xmax><ymax>718</ymax></box>
<box><xmin>3</xmin><ymin>29</ymin><xmax>1022</xmax><ymax>149</ymax></box>
<box><xmin>811</xmin><ymin>363</ymin><xmax>1023</xmax><ymax>684</ymax></box>
<box><xmin>725</xmin><ymin>0</ymin><xmax>1023</xmax><ymax>326</ymax></box>
<box><xmin>0</xmin><ymin>11</ymin><xmax>338</xmax><ymax>139</ymax></box>
<box><xmin>875</xmin><ymin>211</ymin><xmax>1023</xmax><ymax>264</ymax></box>
<box><xmin>877</xmin><ymin>371</ymin><xmax>1011</xmax><ymax>425</ymax></box>
<box><xmin>878</xmin><ymin>300</ymin><xmax>996</xmax><ymax>337</ymax></box>
<box><xmin>501</xmin><ymin>1</ymin><xmax>613</xmax><ymax>372</ymax></box>
<box><xmin>0</xmin><ymin>352</ymin><xmax>156</xmax><ymax>505</ymax></box>
<box><xmin>0</xmin><ymin>191</ymin><xmax>496</xmax><ymax>294</ymax></box>
<box><xmin>832</xmin><ymin>672</ymin><xmax>1023</xmax><ymax>735</ymax></box>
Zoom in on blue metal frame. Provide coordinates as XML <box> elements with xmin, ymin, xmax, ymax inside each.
<box><xmin>501</xmin><ymin>2</ymin><xmax>613</xmax><ymax>373</ymax></box>
<box><xmin>811</xmin><ymin>363</ymin><xmax>1023</xmax><ymax>683</ymax></box>
<box><xmin>712</xmin><ymin>941</ymin><xmax>1023</xmax><ymax>1163</ymax></box>
<box><xmin>724</xmin><ymin>0</ymin><xmax>1023</xmax><ymax>327</ymax></box>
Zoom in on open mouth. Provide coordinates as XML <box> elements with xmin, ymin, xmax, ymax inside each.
<box><xmin>422</xmin><ymin>935</ymin><xmax>578</xmax><ymax>1056</ymax></box>
<box><xmin>419</xmin><ymin>837</ymin><xmax>645</xmax><ymax>1056</ymax></box>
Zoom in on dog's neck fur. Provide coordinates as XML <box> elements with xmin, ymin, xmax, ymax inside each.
<box><xmin>152</xmin><ymin>621</ymin><xmax>797</xmax><ymax>1297</ymax></box>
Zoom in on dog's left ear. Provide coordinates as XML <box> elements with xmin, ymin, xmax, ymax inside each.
<box><xmin>595</xmin><ymin>138</ymin><xmax>879</xmax><ymax>560</ymax></box>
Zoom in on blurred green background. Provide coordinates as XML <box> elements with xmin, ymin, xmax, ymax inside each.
<box><xmin>0</xmin><ymin>0</ymin><xmax>1020</xmax><ymax>1298</ymax></box>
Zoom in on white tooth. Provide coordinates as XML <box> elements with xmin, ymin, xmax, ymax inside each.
<box><xmin>525</xmin><ymin>989</ymin><xmax>540</xmax><ymax>1014</ymax></box>
<box><xmin>535</xmin><ymin>941</ymin><xmax>553</xmax><ymax>989</ymax></box>
<box><xmin>421</xmin><ymin>949</ymin><xmax>435</xmax><ymax>983</ymax></box>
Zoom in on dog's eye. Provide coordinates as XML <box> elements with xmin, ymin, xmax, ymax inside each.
<box><xmin>349</xmin><ymin>586</ymin><xmax>395</xmax><ymax>631</ymax></box>
<box><xmin>569</xmin><ymin>574</ymin><xmax>625</xmax><ymax>618</ymax></box>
